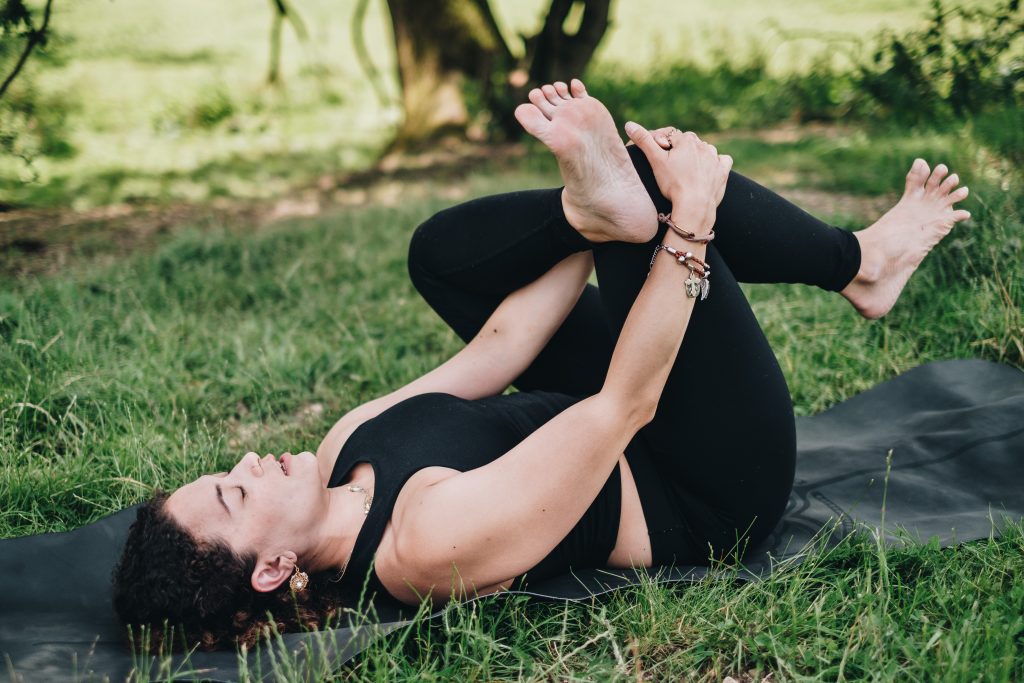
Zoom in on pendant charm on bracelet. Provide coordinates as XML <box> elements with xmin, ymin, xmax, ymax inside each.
<box><xmin>650</xmin><ymin>243</ymin><xmax>711</xmax><ymax>300</ymax></box>
<box><xmin>683</xmin><ymin>266</ymin><xmax>710</xmax><ymax>300</ymax></box>
<box><xmin>685</xmin><ymin>271</ymin><xmax>702</xmax><ymax>298</ymax></box>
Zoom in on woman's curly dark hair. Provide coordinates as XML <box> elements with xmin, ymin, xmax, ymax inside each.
<box><xmin>111</xmin><ymin>491</ymin><xmax>348</xmax><ymax>652</ymax></box>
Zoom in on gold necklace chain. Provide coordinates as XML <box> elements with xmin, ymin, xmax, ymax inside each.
<box><xmin>346</xmin><ymin>483</ymin><xmax>373</xmax><ymax>515</ymax></box>
<box><xmin>333</xmin><ymin>483</ymin><xmax>373</xmax><ymax>583</ymax></box>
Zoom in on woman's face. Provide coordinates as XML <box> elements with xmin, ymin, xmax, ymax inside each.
<box><xmin>165</xmin><ymin>451</ymin><xmax>327</xmax><ymax>559</ymax></box>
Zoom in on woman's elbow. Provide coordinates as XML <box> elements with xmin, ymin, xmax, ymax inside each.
<box><xmin>630</xmin><ymin>398</ymin><xmax>658</xmax><ymax>430</ymax></box>
<box><xmin>596</xmin><ymin>391</ymin><xmax>657</xmax><ymax>434</ymax></box>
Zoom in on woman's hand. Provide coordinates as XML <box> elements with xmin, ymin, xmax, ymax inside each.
<box><xmin>624</xmin><ymin>122</ymin><xmax>732</xmax><ymax>234</ymax></box>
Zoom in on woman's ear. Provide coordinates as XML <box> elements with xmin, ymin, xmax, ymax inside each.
<box><xmin>251</xmin><ymin>550</ymin><xmax>297</xmax><ymax>592</ymax></box>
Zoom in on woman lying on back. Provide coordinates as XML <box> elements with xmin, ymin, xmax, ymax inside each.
<box><xmin>112</xmin><ymin>79</ymin><xmax>970</xmax><ymax>650</ymax></box>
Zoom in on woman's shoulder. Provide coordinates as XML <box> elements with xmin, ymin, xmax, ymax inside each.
<box><xmin>374</xmin><ymin>464</ymin><xmax>515</xmax><ymax>606</ymax></box>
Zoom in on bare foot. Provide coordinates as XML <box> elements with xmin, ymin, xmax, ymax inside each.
<box><xmin>842</xmin><ymin>159</ymin><xmax>971</xmax><ymax>319</ymax></box>
<box><xmin>514</xmin><ymin>79</ymin><xmax>657</xmax><ymax>243</ymax></box>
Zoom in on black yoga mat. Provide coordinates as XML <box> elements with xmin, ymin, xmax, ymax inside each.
<box><xmin>3</xmin><ymin>359</ymin><xmax>1023</xmax><ymax>682</ymax></box>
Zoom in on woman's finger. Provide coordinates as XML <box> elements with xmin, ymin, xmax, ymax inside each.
<box><xmin>648</xmin><ymin>126</ymin><xmax>676</xmax><ymax>149</ymax></box>
<box><xmin>624</xmin><ymin>121</ymin><xmax>664</xmax><ymax>160</ymax></box>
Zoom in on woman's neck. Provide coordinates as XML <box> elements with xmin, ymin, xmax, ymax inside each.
<box><xmin>304</xmin><ymin>464</ymin><xmax>375</xmax><ymax>572</ymax></box>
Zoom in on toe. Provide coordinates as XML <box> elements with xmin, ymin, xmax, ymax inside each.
<box><xmin>528</xmin><ymin>88</ymin><xmax>556</xmax><ymax>119</ymax></box>
<box><xmin>515</xmin><ymin>103</ymin><xmax>551</xmax><ymax>137</ymax></box>
<box><xmin>553</xmin><ymin>81</ymin><xmax>571</xmax><ymax>99</ymax></box>
<box><xmin>948</xmin><ymin>185</ymin><xmax>969</xmax><ymax>204</ymax></box>
<box><xmin>926</xmin><ymin>163</ymin><xmax>949</xmax><ymax>192</ymax></box>
<box><xmin>541</xmin><ymin>84</ymin><xmax>561</xmax><ymax>106</ymax></box>
<box><xmin>569</xmin><ymin>78</ymin><xmax>587</xmax><ymax>97</ymax></box>
<box><xmin>939</xmin><ymin>172</ymin><xmax>960</xmax><ymax>194</ymax></box>
<box><xmin>905</xmin><ymin>158</ymin><xmax>929</xmax><ymax>192</ymax></box>
<box><xmin>952</xmin><ymin>209</ymin><xmax>971</xmax><ymax>222</ymax></box>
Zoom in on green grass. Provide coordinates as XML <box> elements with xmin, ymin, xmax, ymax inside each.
<box><xmin>2</xmin><ymin>142</ymin><xmax>1022</xmax><ymax>678</ymax></box>
<box><xmin>341</xmin><ymin>528</ymin><xmax>1024</xmax><ymax>681</ymax></box>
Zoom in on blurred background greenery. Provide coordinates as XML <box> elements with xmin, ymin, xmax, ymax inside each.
<box><xmin>2</xmin><ymin>0</ymin><xmax>1020</xmax><ymax>210</ymax></box>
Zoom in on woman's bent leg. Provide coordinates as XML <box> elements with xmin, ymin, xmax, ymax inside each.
<box><xmin>408</xmin><ymin>173</ymin><xmax>858</xmax><ymax>562</ymax></box>
<box><xmin>626</xmin><ymin>145</ymin><xmax>861</xmax><ymax>291</ymax></box>
<box><xmin>408</xmin><ymin>188</ymin><xmax>612</xmax><ymax>396</ymax></box>
<box><xmin>589</xmin><ymin>147</ymin><xmax>865</xmax><ymax>563</ymax></box>
<box><xmin>594</xmin><ymin>234</ymin><xmax>796</xmax><ymax>565</ymax></box>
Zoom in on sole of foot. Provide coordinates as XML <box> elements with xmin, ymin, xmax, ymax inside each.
<box><xmin>842</xmin><ymin>158</ymin><xmax>972</xmax><ymax>319</ymax></box>
<box><xmin>514</xmin><ymin>78</ymin><xmax>657</xmax><ymax>243</ymax></box>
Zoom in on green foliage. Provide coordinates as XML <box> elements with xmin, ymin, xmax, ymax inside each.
<box><xmin>970</xmin><ymin>103</ymin><xmax>1024</xmax><ymax>166</ymax></box>
<box><xmin>589</xmin><ymin>51</ymin><xmax>869</xmax><ymax>134</ymax></box>
<box><xmin>591</xmin><ymin>0</ymin><xmax>1024</xmax><ymax>140</ymax></box>
<box><xmin>0</xmin><ymin>0</ymin><xmax>75</xmax><ymax>178</ymax></box>
<box><xmin>0</xmin><ymin>82</ymin><xmax>77</xmax><ymax>163</ymax></box>
<box><xmin>184</xmin><ymin>85</ymin><xmax>237</xmax><ymax>129</ymax></box>
<box><xmin>859</xmin><ymin>0</ymin><xmax>1024</xmax><ymax>123</ymax></box>
<box><xmin>0</xmin><ymin>0</ymin><xmax>36</xmax><ymax>40</ymax></box>
<box><xmin>590</xmin><ymin>52</ymin><xmax>782</xmax><ymax>133</ymax></box>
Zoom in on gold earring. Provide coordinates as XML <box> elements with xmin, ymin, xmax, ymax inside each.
<box><xmin>289</xmin><ymin>566</ymin><xmax>309</xmax><ymax>592</ymax></box>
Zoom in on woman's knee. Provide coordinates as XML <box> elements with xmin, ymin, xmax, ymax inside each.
<box><xmin>407</xmin><ymin>210</ymin><xmax>452</xmax><ymax>293</ymax></box>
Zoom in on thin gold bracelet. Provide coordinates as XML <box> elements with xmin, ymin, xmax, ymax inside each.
<box><xmin>658</xmin><ymin>212</ymin><xmax>715</xmax><ymax>244</ymax></box>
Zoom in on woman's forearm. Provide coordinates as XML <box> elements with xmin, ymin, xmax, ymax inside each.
<box><xmin>600</xmin><ymin>204</ymin><xmax>710</xmax><ymax>425</ymax></box>
<box><xmin>350</xmin><ymin>251</ymin><xmax>593</xmax><ymax>418</ymax></box>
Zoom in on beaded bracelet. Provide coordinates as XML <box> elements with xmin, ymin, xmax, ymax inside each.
<box><xmin>658</xmin><ymin>213</ymin><xmax>715</xmax><ymax>244</ymax></box>
<box><xmin>649</xmin><ymin>244</ymin><xmax>711</xmax><ymax>300</ymax></box>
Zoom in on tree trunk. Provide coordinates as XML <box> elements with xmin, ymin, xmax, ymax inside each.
<box><xmin>491</xmin><ymin>0</ymin><xmax>612</xmax><ymax>136</ymax></box>
<box><xmin>385</xmin><ymin>0</ymin><xmax>511</xmax><ymax>151</ymax></box>
<box><xmin>526</xmin><ymin>0</ymin><xmax>611</xmax><ymax>86</ymax></box>
<box><xmin>383</xmin><ymin>0</ymin><xmax>612</xmax><ymax>148</ymax></box>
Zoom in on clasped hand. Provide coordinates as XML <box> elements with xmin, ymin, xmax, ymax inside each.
<box><xmin>624</xmin><ymin>122</ymin><xmax>732</xmax><ymax>234</ymax></box>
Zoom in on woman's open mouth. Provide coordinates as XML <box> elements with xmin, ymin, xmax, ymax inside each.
<box><xmin>280</xmin><ymin>454</ymin><xmax>291</xmax><ymax>476</ymax></box>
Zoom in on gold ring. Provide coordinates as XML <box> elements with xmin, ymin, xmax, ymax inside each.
<box><xmin>664</xmin><ymin>127</ymin><xmax>678</xmax><ymax>149</ymax></box>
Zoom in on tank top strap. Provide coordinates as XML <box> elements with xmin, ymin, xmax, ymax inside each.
<box><xmin>330</xmin><ymin>457</ymin><xmax>396</xmax><ymax>595</ymax></box>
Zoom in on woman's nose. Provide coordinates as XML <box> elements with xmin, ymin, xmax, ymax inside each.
<box><xmin>238</xmin><ymin>451</ymin><xmax>263</xmax><ymax>476</ymax></box>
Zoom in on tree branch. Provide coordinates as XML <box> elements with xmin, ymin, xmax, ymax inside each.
<box><xmin>352</xmin><ymin>0</ymin><xmax>392</xmax><ymax>107</ymax></box>
<box><xmin>278</xmin><ymin>0</ymin><xmax>310</xmax><ymax>43</ymax></box>
<box><xmin>266</xmin><ymin>0</ymin><xmax>311</xmax><ymax>85</ymax></box>
<box><xmin>0</xmin><ymin>0</ymin><xmax>55</xmax><ymax>101</ymax></box>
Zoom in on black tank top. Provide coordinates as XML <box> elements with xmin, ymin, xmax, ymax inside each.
<box><xmin>328</xmin><ymin>391</ymin><xmax>622</xmax><ymax>599</ymax></box>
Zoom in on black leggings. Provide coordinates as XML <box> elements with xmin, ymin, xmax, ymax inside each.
<box><xmin>407</xmin><ymin>145</ymin><xmax>861</xmax><ymax>565</ymax></box>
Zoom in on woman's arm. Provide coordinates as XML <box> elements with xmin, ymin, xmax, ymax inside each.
<box><xmin>394</xmin><ymin>126</ymin><xmax>733</xmax><ymax>602</ymax></box>
<box><xmin>316</xmin><ymin>250</ymin><xmax>594</xmax><ymax>474</ymax></box>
